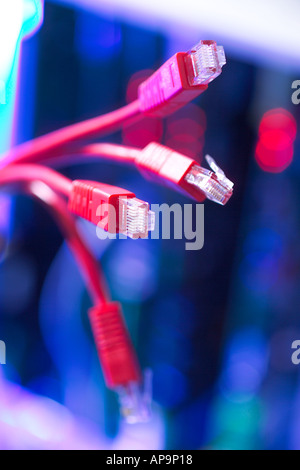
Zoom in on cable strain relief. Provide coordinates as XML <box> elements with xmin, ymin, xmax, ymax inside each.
<box><xmin>135</xmin><ymin>142</ymin><xmax>197</xmax><ymax>193</ymax></box>
<box><xmin>88</xmin><ymin>302</ymin><xmax>141</xmax><ymax>388</ymax></box>
<box><xmin>68</xmin><ymin>180</ymin><xmax>94</xmax><ymax>222</ymax></box>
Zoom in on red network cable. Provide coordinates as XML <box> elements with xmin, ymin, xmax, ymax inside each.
<box><xmin>0</xmin><ymin>170</ymin><xmax>149</xmax><ymax>421</ymax></box>
<box><xmin>64</xmin><ymin>142</ymin><xmax>234</xmax><ymax>205</ymax></box>
<box><xmin>1</xmin><ymin>40</ymin><xmax>226</xmax><ymax>170</ymax></box>
<box><xmin>28</xmin><ymin>183</ymin><xmax>145</xmax><ymax>412</ymax></box>
<box><xmin>27</xmin><ymin>181</ymin><xmax>109</xmax><ymax>306</ymax></box>
<box><xmin>0</xmin><ymin>164</ymin><xmax>154</xmax><ymax>237</ymax></box>
<box><xmin>1</xmin><ymin>143</ymin><xmax>233</xmax><ymax>206</ymax></box>
<box><xmin>69</xmin><ymin>143</ymin><xmax>140</xmax><ymax>165</ymax></box>
<box><xmin>0</xmin><ymin>164</ymin><xmax>72</xmax><ymax>197</ymax></box>
<box><xmin>1</xmin><ymin>101</ymin><xmax>141</xmax><ymax>168</ymax></box>
<box><xmin>0</xmin><ymin>39</ymin><xmax>230</xmax><ymax>422</ymax></box>
<box><xmin>0</xmin><ymin>167</ymin><xmax>109</xmax><ymax>305</ymax></box>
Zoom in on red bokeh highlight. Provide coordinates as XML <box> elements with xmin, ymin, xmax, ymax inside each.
<box><xmin>255</xmin><ymin>141</ymin><xmax>294</xmax><ymax>173</ymax></box>
<box><xmin>165</xmin><ymin>104</ymin><xmax>207</xmax><ymax>161</ymax></box>
<box><xmin>260</xmin><ymin>130</ymin><xmax>293</xmax><ymax>152</ymax></box>
<box><xmin>259</xmin><ymin>109</ymin><xmax>297</xmax><ymax>141</ymax></box>
<box><xmin>255</xmin><ymin>109</ymin><xmax>297</xmax><ymax>173</ymax></box>
<box><xmin>123</xmin><ymin>70</ymin><xmax>163</xmax><ymax>147</ymax></box>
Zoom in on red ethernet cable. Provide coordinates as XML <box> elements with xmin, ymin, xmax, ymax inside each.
<box><xmin>0</xmin><ymin>164</ymin><xmax>72</xmax><ymax>197</ymax></box>
<box><xmin>0</xmin><ymin>101</ymin><xmax>141</xmax><ymax>168</ymax></box>
<box><xmin>0</xmin><ymin>40</ymin><xmax>226</xmax><ymax>169</ymax></box>
<box><xmin>0</xmin><ymin>164</ymin><xmax>155</xmax><ymax>237</ymax></box>
<box><xmin>7</xmin><ymin>142</ymin><xmax>233</xmax><ymax>206</ymax></box>
<box><xmin>0</xmin><ymin>38</ymin><xmax>229</xmax><ymax>422</ymax></box>
<box><xmin>0</xmin><ymin>172</ymin><xmax>151</xmax><ymax>422</ymax></box>
<box><xmin>63</xmin><ymin>142</ymin><xmax>234</xmax><ymax>205</ymax></box>
<box><xmin>27</xmin><ymin>182</ymin><xmax>149</xmax><ymax>422</ymax></box>
<box><xmin>138</xmin><ymin>40</ymin><xmax>225</xmax><ymax>117</ymax></box>
<box><xmin>27</xmin><ymin>180</ymin><xmax>109</xmax><ymax>306</ymax></box>
<box><xmin>68</xmin><ymin>180</ymin><xmax>155</xmax><ymax>238</ymax></box>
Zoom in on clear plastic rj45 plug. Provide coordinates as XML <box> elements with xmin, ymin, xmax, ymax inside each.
<box><xmin>185</xmin><ymin>40</ymin><xmax>226</xmax><ymax>87</ymax></box>
<box><xmin>117</xmin><ymin>370</ymin><xmax>152</xmax><ymax>424</ymax></box>
<box><xmin>119</xmin><ymin>197</ymin><xmax>155</xmax><ymax>239</ymax></box>
<box><xmin>185</xmin><ymin>155</ymin><xmax>234</xmax><ymax>205</ymax></box>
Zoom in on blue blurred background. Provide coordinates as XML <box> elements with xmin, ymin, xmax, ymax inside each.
<box><xmin>0</xmin><ymin>0</ymin><xmax>300</xmax><ymax>450</ymax></box>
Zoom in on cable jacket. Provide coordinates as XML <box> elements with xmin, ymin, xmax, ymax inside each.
<box><xmin>0</xmin><ymin>164</ymin><xmax>72</xmax><ymax>197</ymax></box>
<box><xmin>1</xmin><ymin>101</ymin><xmax>141</xmax><ymax>168</ymax></box>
